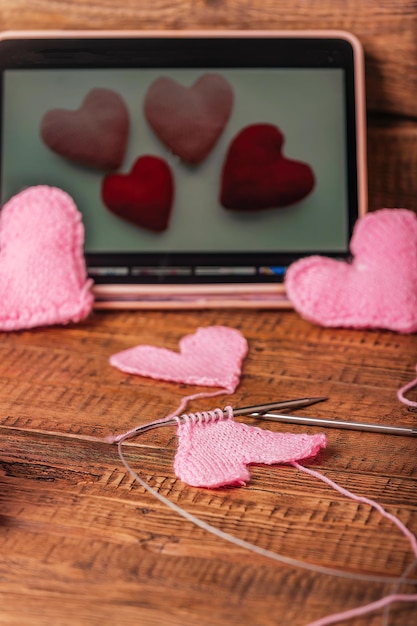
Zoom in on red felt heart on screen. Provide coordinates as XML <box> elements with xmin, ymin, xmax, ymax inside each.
<box><xmin>41</xmin><ymin>88</ymin><xmax>129</xmax><ymax>170</ymax></box>
<box><xmin>144</xmin><ymin>73</ymin><xmax>234</xmax><ymax>164</ymax></box>
<box><xmin>220</xmin><ymin>124</ymin><xmax>315</xmax><ymax>210</ymax></box>
<box><xmin>285</xmin><ymin>209</ymin><xmax>417</xmax><ymax>333</ymax></box>
<box><xmin>109</xmin><ymin>326</ymin><xmax>248</xmax><ymax>393</ymax></box>
<box><xmin>101</xmin><ymin>155</ymin><xmax>174</xmax><ymax>232</ymax></box>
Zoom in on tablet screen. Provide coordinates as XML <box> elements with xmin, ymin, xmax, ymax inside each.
<box><xmin>0</xmin><ymin>33</ymin><xmax>365</xmax><ymax>286</ymax></box>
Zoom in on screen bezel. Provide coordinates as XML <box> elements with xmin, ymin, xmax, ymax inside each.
<box><xmin>0</xmin><ymin>30</ymin><xmax>367</xmax><ymax>288</ymax></box>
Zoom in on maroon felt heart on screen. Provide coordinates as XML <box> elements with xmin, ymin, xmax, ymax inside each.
<box><xmin>220</xmin><ymin>124</ymin><xmax>315</xmax><ymax>210</ymax></box>
<box><xmin>144</xmin><ymin>73</ymin><xmax>234</xmax><ymax>164</ymax></box>
<box><xmin>41</xmin><ymin>88</ymin><xmax>129</xmax><ymax>170</ymax></box>
<box><xmin>101</xmin><ymin>155</ymin><xmax>174</xmax><ymax>232</ymax></box>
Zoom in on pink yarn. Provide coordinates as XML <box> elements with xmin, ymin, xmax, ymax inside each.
<box><xmin>295</xmin><ymin>461</ymin><xmax>417</xmax><ymax>558</ymax></box>
<box><xmin>285</xmin><ymin>209</ymin><xmax>417</xmax><ymax>333</ymax></box>
<box><xmin>174</xmin><ymin>413</ymin><xmax>326</xmax><ymax>488</ymax></box>
<box><xmin>110</xmin><ymin>325</ymin><xmax>247</xmax><ymax>392</ymax></box>
<box><xmin>0</xmin><ymin>186</ymin><xmax>94</xmax><ymax>330</ymax></box>
<box><xmin>297</xmin><ymin>463</ymin><xmax>417</xmax><ymax>626</ymax></box>
<box><xmin>305</xmin><ymin>594</ymin><xmax>417</xmax><ymax>626</ymax></box>
<box><xmin>397</xmin><ymin>367</ymin><xmax>417</xmax><ymax>407</ymax></box>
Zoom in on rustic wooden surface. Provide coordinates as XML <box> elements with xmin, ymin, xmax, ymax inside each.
<box><xmin>1</xmin><ymin>2</ymin><xmax>417</xmax><ymax>624</ymax></box>
<box><xmin>0</xmin><ymin>309</ymin><xmax>417</xmax><ymax>626</ymax></box>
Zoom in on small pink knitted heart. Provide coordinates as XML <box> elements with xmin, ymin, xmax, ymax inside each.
<box><xmin>285</xmin><ymin>209</ymin><xmax>417</xmax><ymax>333</ymax></box>
<box><xmin>110</xmin><ymin>326</ymin><xmax>247</xmax><ymax>392</ymax></box>
<box><xmin>0</xmin><ymin>186</ymin><xmax>94</xmax><ymax>331</ymax></box>
<box><xmin>175</xmin><ymin>417</ymin><xmax>326</xmax><ymax>488</ymax></box>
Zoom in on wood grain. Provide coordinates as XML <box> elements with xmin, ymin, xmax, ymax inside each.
<box><xmin>0</xmin><ymin>4</ymin><xmax>417</xmax><ymax>622</ymax></box>
<box><xmin>0</xmin><ymin>309</ymin><xmax>416</xmax><ymax>626</ymax></box>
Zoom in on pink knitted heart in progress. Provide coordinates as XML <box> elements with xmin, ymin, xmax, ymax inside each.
<box><xmin>0</xmin><ymin>186</ymin><xmax>94</xmax><ymax>331</ymax></box>
<box><xmin>175</xmin><ymin>417</ymin><xmax>326</xmax><ymax>488</ymax></box>
<box><xmin>285</xmin><ymin>209</ymin><xmax>417</xmax><ymax>333</ymax></box>
<box><xmin>110</xmin><ymin>326</ymin><xmax>247</xmax><ymax>392</ymax></box>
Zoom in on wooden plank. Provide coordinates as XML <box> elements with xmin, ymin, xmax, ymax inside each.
<box><xmin>0</xmin><ymin>427</ymin><xmax>416</xmax><ymax>625</ymax></box>
<box><xmin>0</xmin><ymin>1</ymin><xmax>417</xmax><ymax>620</ymax></box>
<box><xmin>0</xmin><ymin>310</ymin><xmax>416</xmax><ymax>625</ymax></box>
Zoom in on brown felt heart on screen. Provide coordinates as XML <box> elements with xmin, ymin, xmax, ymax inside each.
<box><xmin>144</xmin><ymin>73</ymin><xmax>234</xmax><ymax>164</ymax></box>
<box><xmin>220</xmin><ymin>124</ymin><xmax>315</xmax><ymax>210</ymax></box>
<box><xmin>101</xmin><ymin>155</ymin><xmax>174</xmax><ymax>232</ymax></box>
<box><xmin>41</xmin><ymin>88</ymin><xmax>129</xmax><ymax>170</ymax></box>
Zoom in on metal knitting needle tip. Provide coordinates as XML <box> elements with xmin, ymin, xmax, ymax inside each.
<box><xmin>233</xmin><ymin>397</ymin><xmax>328</xmax><ymax>417</ymax></box>
<box><xmin>254</xmin><ymin>412</ymin><xmax>417</xmax><ymax>437</ymax></box>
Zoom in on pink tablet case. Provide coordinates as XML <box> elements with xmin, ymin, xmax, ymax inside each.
<box><xmin>1</xmin><ymin>29</ymin><xmax>366</xmax><ymax>310</ymax></box>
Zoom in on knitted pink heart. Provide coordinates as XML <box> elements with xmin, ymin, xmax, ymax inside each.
<box><xmin>175</xmin><ymin>418</ymin><xmax>326</xmax><ymax>488</ymax></box>
<box><xmin>0</xmin><ymin>186</ymin><xmax>94</xmax><ymax>331</ymax></box>
<box><xmin>285</xmin><ymin>209</ymin><xmax>417</xmax><ymax>333</ymax></box>
<box><xmin>41</xmin><ymin>88</ymin><xmax>129</xmax><ymax>170</ymax></box>
<box><xmin>109</xmin><ymin>326</ymin><xmax>247</xmax><ymax>392</ymax></box>
<box><xmin>144</xmin><ymin>73</ymin><xmax>234</xmax><ymax>164</ymax></box>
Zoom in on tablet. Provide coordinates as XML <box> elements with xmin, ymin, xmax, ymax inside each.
<box><xmin>0</xmin><ymin>30</ymin><xmax>367</xmax><ymax>308</ymax></box>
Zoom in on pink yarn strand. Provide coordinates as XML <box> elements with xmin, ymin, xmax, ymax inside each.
<box><xmin>107</xmin><ymin>388</ymin><xmax>230</xmax><ymax>443</ymax></box>
<box><xmin>293</xmin><ymin>462</ymin><xmax>417</xmax><ymax>558</ymax></box>
<box><xmin>397</xmin><ymin>373</ymin><xmax>417</xmax><ymax>407</ymax></box>
<box><xmin>305</xmin><ymin>593</ymin><xmax>417</xmax><ymax>626</ymax></box>
<box><xmin>294</xmin><ymin>462</ymin><xmax>417</xmax><ymax>625</ymax></box>
<box><xmin>382</xmin><ymin>559</ymin><xmax>417</xmax><ymax>626</ymax></box>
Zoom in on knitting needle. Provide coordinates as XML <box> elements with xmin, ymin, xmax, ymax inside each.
<box><xmin>111</xmin><ymin>397</ymin><xmax>328</xmax><ymax>442</ymax></box>
<box><xmin>114</xmin><ymin>397</ymin><xmax>416</xmax><ymax>440</ymax></box>
<box><xmin>233</xmin><ymin>396</ymin><xmax>328</xmax><ymax>416</ymax></box>
<box><xmin>252</xmin><ymin>410</ymin><xmax>417</xmax><ymax>437</ymax></box>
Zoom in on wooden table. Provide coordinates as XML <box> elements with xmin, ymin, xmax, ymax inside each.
<box><xmin>1</xmin><ymin>2</ymin><xmax>417</xmax><ymax>623</ymax></box>
<box><xmin>1</xmin><ymin>308</ymin><xmax>416</xmax><ymax>625</ymax></box>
